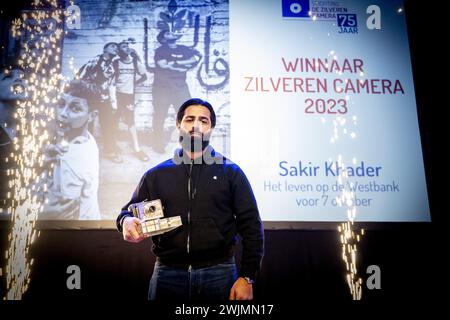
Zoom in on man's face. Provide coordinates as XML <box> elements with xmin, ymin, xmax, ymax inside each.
<box><xmin>104</xmin><ymin>43</ymin><xmax>118</xmax><ymax>56</ymax></box>
<box><xmin>0</xmin><ymin>68</ymin><xmax>27</xmax><ymax>101</ymax></box>
<box><xmin>57</xmin><ymin>93</ymin><xmax>91</xmax><ymax>134</ymax></box>
<box><xmin>177</xmin><ymin>105</ymin><xmax>213</xmax><ymax>152</ymax></box>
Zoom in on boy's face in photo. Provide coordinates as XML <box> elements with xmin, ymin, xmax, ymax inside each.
<box><xmin>119</xmin><ymin>42</ymin><xmax>132</xmax><ymax>55</ymax></box>
<box><xmin>57</xmin><ymin>93</ymin><xmax>92</xmax><ymax>134</ymax></box>
<box><xmin>104</xmin><ymin>43</ymin><xmax>118</xmax><ymax>56</ymax></box>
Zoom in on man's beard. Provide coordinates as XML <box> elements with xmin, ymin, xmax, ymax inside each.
<box><xmin>179</xmin><ymin>129</ymin><xmax>210</xmax><ymax>153</ymax></box>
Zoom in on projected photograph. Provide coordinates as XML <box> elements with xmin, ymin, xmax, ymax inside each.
<box><xmin>1</xmin><ymin>0</ymin><xmax>230</xmax><ymax>221</ymax></box>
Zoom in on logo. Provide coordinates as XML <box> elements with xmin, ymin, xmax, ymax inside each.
<box><xmin>337</xmin><ymin>13</ymin><xmax>358</xmax><ymax>33</ymax></box>
<box><xmin>282</xmin><ymin>0</ymin><xmax>310</xmax><ymax>18</ymax></box>
<box><xmin>280</xmin><ymin>0</ymin><xmax>364</xmax><ymax>35</ymax></box>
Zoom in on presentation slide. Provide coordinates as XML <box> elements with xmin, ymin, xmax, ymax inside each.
<box><xmin>230</xmin><ymin>0</ymin><xmax>429</xmax><ymax>222</ymax></box>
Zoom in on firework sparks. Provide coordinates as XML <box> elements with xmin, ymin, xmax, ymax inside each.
<box><xmin>333</xmin><ymin>114</ymin><xmax>365</xmax><ymax>301</ymax></box>
<box><xmin>338</xmin><ymin>220</ymin><xmax>364</xmax><ymax>300</ymax></box>
<box><xmin>2</xmin><ymin>0</ymin><xmax>69</xmax><ymax>300</ymax></box>
<box><xmin>325</xmin><ymin>49</ymin><xmax>365</xmax><ymax>300</ymax></box>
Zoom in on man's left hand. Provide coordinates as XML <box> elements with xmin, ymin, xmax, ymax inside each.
<box><xmin>229</xmin><ymin>277</ymin><xmax>253</xmax><ymax>300</ymax></box>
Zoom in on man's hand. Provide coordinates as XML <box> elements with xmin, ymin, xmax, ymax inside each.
<box><xmin>122</xmin><ymin>217</ymin><xmax>146</xmax><ymax>243</ymax></box>
<box><xmin>229</xmin><ymin>277</ymin><xmax>253</xmax><ymax>300</ymax></box>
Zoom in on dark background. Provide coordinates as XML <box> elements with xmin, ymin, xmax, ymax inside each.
<box><xmin>0</xmin><ymin>0</ymin><xmax>439</xmax><ymax>308</ymax></box>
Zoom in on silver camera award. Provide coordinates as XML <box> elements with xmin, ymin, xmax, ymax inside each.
<box><xmin>128</xmin><ymin>199</ymin><xmax>182</xmax><ymax>236</ymax></box>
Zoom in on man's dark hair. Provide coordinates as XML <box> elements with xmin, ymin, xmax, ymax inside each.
<box><xmin>64</xmin><ymin>80</ymin><xmax>99</xmax><ymax>111</ymax></box>
<box><xmin>177</xmin><ymin>98</ymin><xmax>216</xmax><ymax>128</ymax></box>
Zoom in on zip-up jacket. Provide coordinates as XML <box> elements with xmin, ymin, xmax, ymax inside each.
<box><xmin>116</xmin><ymin>148</ymin><xmax>264</xmax><ymax>280</ymax></box>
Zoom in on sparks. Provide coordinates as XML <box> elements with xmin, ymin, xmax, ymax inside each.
<box><xmin>3</xmin><ymin>0</ymin><xmax>67</xmax><ymax>300</ymax></box>
<box><xmin>328</xmin><ymin>50</ymin><xmax>365</xmax><ymax>300</ymax></box>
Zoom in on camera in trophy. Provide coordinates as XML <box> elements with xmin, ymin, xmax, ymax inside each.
<box><xmin>128</xmin><ymin>199</ymin><xmax>182</xmax><ymax>236</ymax></box>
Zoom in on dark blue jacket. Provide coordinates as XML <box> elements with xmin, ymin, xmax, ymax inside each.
<box><xmin>116</xmin><ymin>148</ymin><xmax>264</xmax><ymax>279</ymax></box>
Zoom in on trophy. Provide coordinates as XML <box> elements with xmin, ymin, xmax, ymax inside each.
<box><xmin>128</xmin><ymin>199</ymin><xmax>182</xmax><ymax>236</ymax></box>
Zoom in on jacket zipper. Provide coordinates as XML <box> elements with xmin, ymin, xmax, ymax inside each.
<box><xmin>187</xmin><ymin>163</ymin><xmax>193</xmax><ymax>254</ymax></box>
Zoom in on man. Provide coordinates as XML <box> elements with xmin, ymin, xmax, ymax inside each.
<box><xmin>113</xmin><ymin>40</ymin><xmax>149</xmax><ymax>162</ymax></box>
<box><xmin>40</xmin><ymin>80</ymin><xmax>101</xmax><ymax>220</ymax></box>
<box><xmin>117</xmin><ymin>98</ymin><xmax>264</xmax><ymax>300</ymax></box>
<box><xmin>77</xmin><ymin>42</ymin><xmax>122</xmax><ymax>163</ymax></box>
<box><xmin>151</xmin><ymin>30</ymin><xmax>202</xmax><ymax>153</ymax></box>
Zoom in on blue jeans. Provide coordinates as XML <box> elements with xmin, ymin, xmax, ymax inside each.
<box><xmin>148</xmin><ymin>258</ymin><xmax>238</xmax><ymax>300</ymax></box>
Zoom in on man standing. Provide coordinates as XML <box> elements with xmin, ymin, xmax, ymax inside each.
<box><xmin>117</xmin><ymin>98</ymin><xmax>264</xmax><ymax>300</ymax></box>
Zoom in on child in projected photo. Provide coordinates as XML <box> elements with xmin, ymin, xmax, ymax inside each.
<box><xmin>113</xmin><ymin>39</ymin><xmax>149</xmax><ymax>162</ymax></box>
<box><xmin>40</xmin><ymin>80</ymin><xmax>101</xmax><ymax>220</ymax></box>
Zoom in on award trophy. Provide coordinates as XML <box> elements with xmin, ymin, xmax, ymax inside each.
<box><xmin>128</xmin><ymin>199</ymin><xmax>182</xmax><ymax>236</ymax></box>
